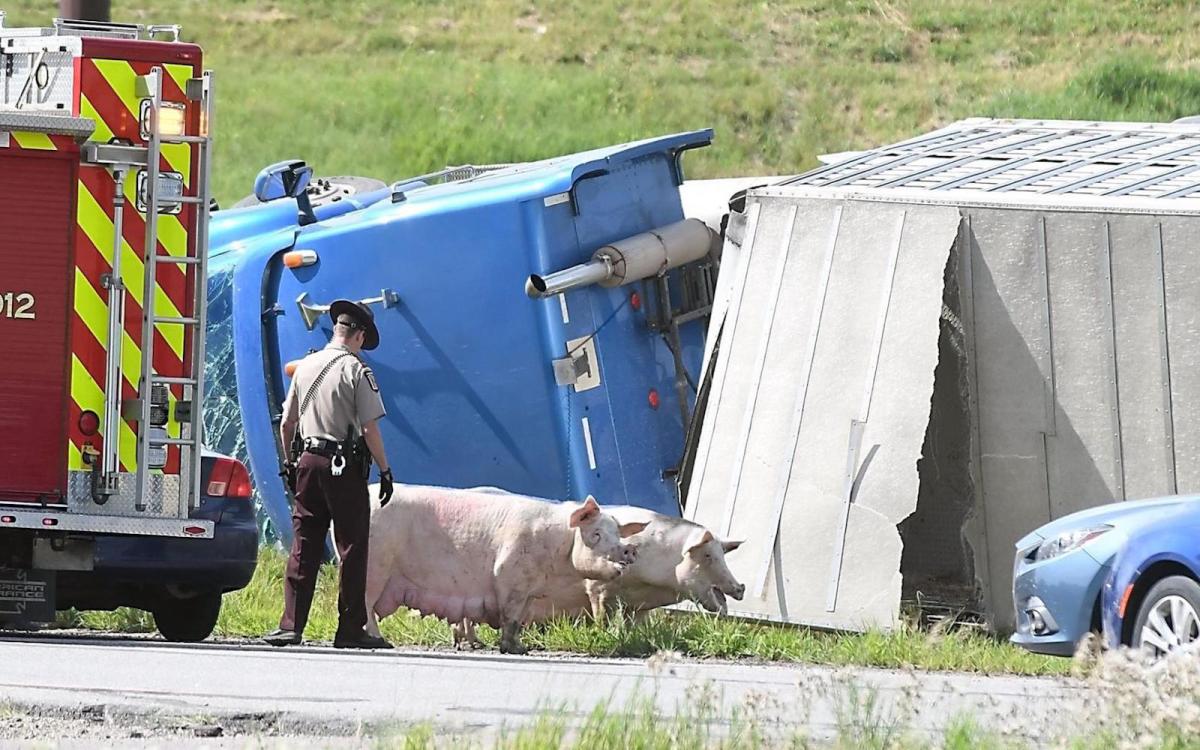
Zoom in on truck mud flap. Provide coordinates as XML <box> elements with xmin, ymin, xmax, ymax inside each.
<box><xmin>0</xmin><ymin>568</ymin><xmax>56</xmax><ymax>624</ymax></box>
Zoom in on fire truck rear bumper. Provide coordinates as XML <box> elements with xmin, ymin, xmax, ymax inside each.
<box><xmin>0</xmin><ymin>507</ymin><xmax>215</xmax><ymax>539</ymax></box>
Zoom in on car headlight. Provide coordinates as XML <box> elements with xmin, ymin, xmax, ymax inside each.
<box><xmin>1035</xmin><ymin>525</ymin><xmax>1113</xmax><ymax>561</ymax></box>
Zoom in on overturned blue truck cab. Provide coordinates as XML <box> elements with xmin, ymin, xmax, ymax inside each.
<box><xmin>203</xmin><ymin>131</ymin><xmax>720</xmax><ymax>541</ymax></box>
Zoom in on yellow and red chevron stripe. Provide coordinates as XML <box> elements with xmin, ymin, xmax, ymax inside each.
<box><xmin>5</xmin><ymin>132</ymin><xmax>79</xmax><ymax>151</ymax></box>
<box><xmin>66</xmin><ymin>56</ymin><xmax>200</xmax><ymax>476</ymax></box>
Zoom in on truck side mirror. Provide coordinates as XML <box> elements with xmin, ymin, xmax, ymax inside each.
<box><xmin>253</xmin><ymin>160</ymin><xmax>317</xmax><ymax>225</ymax></box>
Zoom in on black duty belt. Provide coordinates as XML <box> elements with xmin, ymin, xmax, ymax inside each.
<box><xmin>302</xmin><ymin>437</ymin><xmax>341</xmax><ymax>457</ymax></box>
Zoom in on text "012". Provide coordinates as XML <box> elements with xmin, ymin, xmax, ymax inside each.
<box><xmin>0</xmin><ymin>293</ymin><xmax>36</xmax><ymax>319</ymax></box>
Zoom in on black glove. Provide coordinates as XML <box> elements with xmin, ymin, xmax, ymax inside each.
<box><xmin>279</xmin><ymin>461</ymin><xmax>297</xmax><ymax>494</ymax></box>
<box><xmin>378</xmin><ymin>469</ymin><xmax>394</xmax><ymax>507</ymax></box>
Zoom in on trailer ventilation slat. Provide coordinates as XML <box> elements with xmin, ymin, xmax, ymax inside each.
<box><xmin>787</xmin><ymin>119</ymin><xmax>1200</xmax><ymax>202</ymax></box>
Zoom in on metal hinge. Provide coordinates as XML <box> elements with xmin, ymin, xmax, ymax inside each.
<box><xmin>554</xmin><ymin>336</ymin><xmax>601</xmax><ymax>391</ymax></box>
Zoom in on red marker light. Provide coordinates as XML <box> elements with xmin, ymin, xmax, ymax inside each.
<box><xmin>630</xmin><ymin>292</ymin><xmax>641</xmax><ymax>311</ymax></box>
<box><xmin>1</xmin><ymin>516</ymin><xmax>15</xmax><ymax>524</ymax></box>
<box><xmin>42</xmin><ymin>518</ymin><xmax>58</xmax><ymax>526</ymax></box>
<box><xmin>184</xmin><ymin>525</ymin><xmax>206</xmax><ymax>536</ymax></box>
<box><xmin>648</xmin><ymin>389</ymin><xmax>660</xmax><ymax>409</ymax></box>
<box><xmin>207</xmin><ymin>457</ymin><xmax>253</xmax><ymax>499</ymax></box>
<box><xmin>79</xmin><ymin>410</ymin><xmax>100</xmax><ymax>436</ymax></box>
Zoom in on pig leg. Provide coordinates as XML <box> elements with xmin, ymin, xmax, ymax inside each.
<box><xmin>584</xmin><ymin>579</ymin><xmax>613</xmax><ymax>623</ymax></box>
<box><xmin>496</xmin><ymin>588</ymin><xmax>532</xmax><ymax>655</ymax></box>
<box><xmin>451</xmin><ymin>619</ymin><xmax>484</xmax><ymax>650</ymax></box>
<box><xmin>450</xmin><ymin>619</ymin><xmax>467</xmax><ymax>649</ymax></box>
<box><xmin>499</xmin><ymin>619</ymin><xmax>526</xmax><ymax>654</ymax></box>
<box><xmin>464</xmin><ymin>619</ymin><xmax>484</xmax><ymax>649</ymax></box>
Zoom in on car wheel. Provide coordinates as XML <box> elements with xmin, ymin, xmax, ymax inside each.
<box><xmin>230</xmin><ymin>175</ymin><xmax>387</xmax><ymax>209</ymax></box>
<box><xmin>152</xmin><ymin>590</ymin><xmax>222</xmax><ymax>643</ymax></box>
<box><xmin>1131</xmin><ymin>576</ymin><xmax>1200</xmax><ymax>659</ymax></box>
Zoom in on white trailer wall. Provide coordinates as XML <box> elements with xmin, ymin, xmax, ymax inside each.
<box><xmin>689</xmin><ymin>182</ymin><xmax>1200</xmax><ymax>631</ymax></box>
<box><xmin>684</xmin><ymin>195</ymin><xmax>959</xmax><ymax>631</ymax></box>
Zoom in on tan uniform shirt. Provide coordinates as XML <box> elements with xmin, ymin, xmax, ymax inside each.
<box><xmin>282</xmin><ymin>344</ymin><xmax>387</xmax><ymax>442</ymax></box>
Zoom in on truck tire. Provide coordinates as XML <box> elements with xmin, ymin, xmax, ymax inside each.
<box><xmin>152</xmin><ymin>591</ymin><xmax>222</xmax><ymax>643</ymax></box>
<box><xmin>230</xmin><ymin>175</ymin><xmax>387</xmax><ymax>210</ymax></box>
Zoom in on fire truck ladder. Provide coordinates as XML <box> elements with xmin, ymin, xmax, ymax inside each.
<box><xmin>83</xmin><ymin>67</ymin><xmax>214</xmax><ymax>517</ymax></box>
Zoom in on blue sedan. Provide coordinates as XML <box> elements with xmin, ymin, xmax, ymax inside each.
<box><xmin>1011</xmin><ymin>495</ymin><xmax>1200</xmax><ymax>658</ymax></box>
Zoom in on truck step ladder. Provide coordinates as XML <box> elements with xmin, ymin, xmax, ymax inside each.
<box><xmin>84</xmin><ymin>67</ymin><xmax>214</xmax><ymax>517</ymax></box>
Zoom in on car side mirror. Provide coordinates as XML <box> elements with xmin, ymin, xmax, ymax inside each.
<box><xmin>253</xmin><ymin>160</ymin><xmax>317</xmax><ymax>225</ymax></box>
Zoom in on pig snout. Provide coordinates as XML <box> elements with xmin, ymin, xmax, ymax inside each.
<box><xmin>619</xmin><ymin>543</ymin><xmax>639</xmax><ymax>566</ymax></box>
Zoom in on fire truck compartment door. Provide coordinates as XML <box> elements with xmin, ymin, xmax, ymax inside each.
<box><xmin>0</xmin><ymin>151</ymin><xmax>74</xmax><ymax>502</ymax></box>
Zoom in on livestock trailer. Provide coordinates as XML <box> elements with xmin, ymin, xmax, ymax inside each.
<box><xmin>686</xmin><ymin>117</ymin><xmax>1200</xmax><ymax>632</ymax></box>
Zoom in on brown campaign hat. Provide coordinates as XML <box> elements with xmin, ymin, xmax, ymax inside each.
<box><xmin>329</xmin><ymin>299</ymin><xmax>380</xmax><ymax>350</ymax></box>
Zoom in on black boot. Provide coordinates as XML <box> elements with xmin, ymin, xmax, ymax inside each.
<box><xmin>262</xmin><ymin>628</ymin><xmax>302</xmax><ymax>647</ymax></box>
<box><xmin>333</xmin><ymin>631</ymin><xmax>392</xmax><ymax>650</ymax></box>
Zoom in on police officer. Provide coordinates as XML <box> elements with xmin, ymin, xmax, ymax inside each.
<box><xmin>263</xmin><ymin>300</ymin><xmax>395</xmax><ymax>649</ymax></box>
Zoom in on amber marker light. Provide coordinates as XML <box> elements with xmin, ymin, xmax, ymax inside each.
<box><xmin>283</xmin><ymin>250</ymin><xmax>318</xmax><ymax>269</ymax></box>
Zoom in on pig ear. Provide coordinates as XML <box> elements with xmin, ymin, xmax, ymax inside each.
<box><xmin>686</xmin><ymin>530</ymin><xmax>714</xmax><ymax>555</ymax></box>
<box><xmin>618</xmin><ymin>521</ymin><xmax>649</xmax><ymax>539</ymax></box>
<box><xmin>569</xmin><ymin>495</ymin><xmax>601</xmax><ymax>528</ymax></box>
<box><xmin>721</xmin><ymin>539</ymin><xmax>744</xmax><ymax>554</ymax></box>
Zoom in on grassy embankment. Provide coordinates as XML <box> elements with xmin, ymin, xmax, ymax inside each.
<box><xmin>7</xmin><ymin>0</ymin><xmax>1200</xmax><ymax>206</ymax></box>
<box><xmin>10</xmin><ymin>0</ymin><xmax>1200</xmax><ymax>673</ymax></box>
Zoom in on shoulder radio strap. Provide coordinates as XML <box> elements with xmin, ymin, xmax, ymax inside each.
<box><xmin>297</xmin><ymin>352</ymin><xmax>354</xmax><ymax>418</ymax></box>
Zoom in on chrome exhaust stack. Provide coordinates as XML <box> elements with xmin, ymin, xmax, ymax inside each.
<box><xmin>525</xmin><ymin>218</ymin><xmax>718</xmax><ymax>299</ymax></box>
<box><xmin>525</xmin><ymin>257</ymin><xmax>613</xmax><ymax>298</ymax></box>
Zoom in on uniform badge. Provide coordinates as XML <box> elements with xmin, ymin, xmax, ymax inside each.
<box><xmin>364</xmin><ymin>368</ymin><xmax>380</xmax><ymax>392</ymax></box>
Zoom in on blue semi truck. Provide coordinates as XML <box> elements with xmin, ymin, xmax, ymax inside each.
<box><xmin>204</xmin><ymin>131</ymin><xmax>731</xmax><ymax>541</ymax></box>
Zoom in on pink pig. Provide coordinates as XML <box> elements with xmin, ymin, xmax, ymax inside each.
<box><xmin>363</xmin><ymin>484</ymin><xmax>647</xmax><ymax>654</ymax></box>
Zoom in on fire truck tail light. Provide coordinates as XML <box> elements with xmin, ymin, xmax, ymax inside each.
<box><xmin>42</xmin><ymin>518</ymin><xmax>58</xmax><ymax>526</ymax></box>
<box><xmin>159</xmin><ymin>104</ymin><xmax>186</xmax><ymax>137</ymax></box>
<box><xmin>207</xmin><ymin>457</ymin><xmax>252</xmax><ymax>499</ymax></box>
<box><xmin>141</xmin><ymin>100</ymin><xmax>186</xmax><ymax>138</ymax></box>
<box><xmin>283</xmin><ymin>250</ymin><xmax>318</xmax><ymax>269</ymax></box>
<box><xmin>1</xmin><ymin>516</ymin><xmax>15</xmax><ymax>524</ymax></box>
<box><xmin>79</xmin><ymin>410</ymin><xmax>100</xmax><ymax>436</ymax></box>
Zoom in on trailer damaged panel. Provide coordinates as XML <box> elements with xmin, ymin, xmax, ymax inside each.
<box><xmin>684</xmin><ymin>197</ymin><xmax>959</xmax><ymax>631</ymax></box>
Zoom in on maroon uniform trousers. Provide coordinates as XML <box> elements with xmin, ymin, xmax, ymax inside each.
<box><xmin>279</xmin><ymin>451</ymin><xmax>370</xmax><ymax>640</ymax></box>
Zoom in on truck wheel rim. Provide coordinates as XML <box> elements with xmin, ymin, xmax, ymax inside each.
<box><xmin>1139</xmin><ymin>594</ymin><xmax>1200</xmax><ymax>658</ymax></box>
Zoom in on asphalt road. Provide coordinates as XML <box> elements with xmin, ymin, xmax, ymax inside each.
<box><xmin>0</xmin><ymin>633</ymin><xmax>1086</xmax><ymax>743</ymax></box>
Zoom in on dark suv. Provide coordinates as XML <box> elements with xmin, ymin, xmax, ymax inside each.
<box><xmin>1</xmin><ymin>452</ymin><xmax>259</xmax><ymax>642</ymax></box>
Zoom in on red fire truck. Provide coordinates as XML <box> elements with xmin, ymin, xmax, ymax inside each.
<box><xmin>0</xmin><ymin>13</ymin><xmax>256</xmax><ymax>641</ymax></box>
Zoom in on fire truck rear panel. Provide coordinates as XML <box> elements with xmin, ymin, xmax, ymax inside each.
<box><xmin>0</xmin><ymin>138</ymin><xmax>78</xmax><ymax>502</ymax></box>
<box><xmin>67</xmin><ymin>39</ymin><xmax>201</xmax><ymax>482</ymax></box>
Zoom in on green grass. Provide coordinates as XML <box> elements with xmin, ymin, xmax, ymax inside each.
<box><xmin>59</xmin><ymin>548</ymin><xmax>1067</xmax><ymax>678</ymax></box>
<box><xmin>7</xmin><ymin>1</ymin><xmax>1200</xmax><ymax>206</ymax></box>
